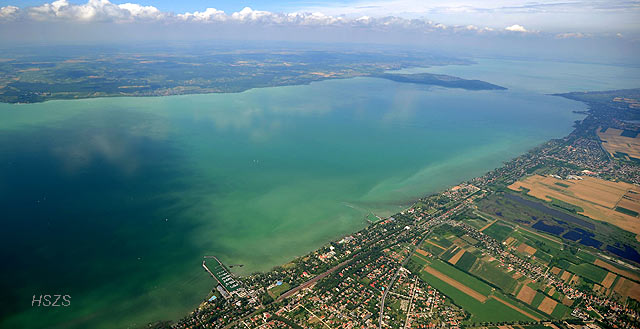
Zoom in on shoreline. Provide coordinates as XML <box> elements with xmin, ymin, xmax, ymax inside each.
<box><xmin>2</xmin><ymin>72</ymin><xmax>505</xmax><ymax>106</ymax></box>
<box><xmin>169</xmin><ymin>87</ymin><xmax>640</xmax><ymax>328</ymax></box>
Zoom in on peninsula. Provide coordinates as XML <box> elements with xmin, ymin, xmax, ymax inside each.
<box><xmin>0</xmin><ymin>46</ymin><xmax>504</xmax><ymax>104</ymax></box>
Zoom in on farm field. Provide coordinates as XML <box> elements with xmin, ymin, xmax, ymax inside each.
<box><xmin>593</xmin><ymin>259</ymin><xmax>640</xmax><ymax>281</ymax></box>
<box><xmin>409</xmin><ymin>220</ymin><xmax>593</xmax><ymax>324</ymax></box>
<box><xmin>482</xmin><ymin>221</ymin><xmax>514</xmax><ymax>242</ymax></box>
<box><xmin>417</xmin><ymin>260</ymin><xmax>542</xmax><ymax>323</ymax></box>
<box><xmin>567</xmin><ymin>263</ymin><xmax>609</xmax><ymax>284</ymax></box>
<box><xmin>613</xmin><ymin>277</ymin><xmax>640</xmax><ymax>300</ymax></box>
<box><xmin>508</xmin><ymin>175</ymin><xmax>640</xmax><ymax>235</ymax></box>
<box><xmin>597</xmin><ymin>127</ymin><xmax>640</xmax><ymax>160</ymax></box>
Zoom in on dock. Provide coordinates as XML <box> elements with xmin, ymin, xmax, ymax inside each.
<box><xmin>202</xmin><ymin>256</ymin><xmax>244</xmax><ymax>297</ymax></box>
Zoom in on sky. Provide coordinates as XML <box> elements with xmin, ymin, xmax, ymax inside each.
<box><xmin>1</xmin><ymin>0</ymin><xmax>638</xmax><ymax>32</ymax></box>
<box><xmin>0</xmin><ymin>0</ymin><xmax>638</xmax><ymax>62</ymax></box>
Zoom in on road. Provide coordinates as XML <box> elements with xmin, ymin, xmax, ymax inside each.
<box><xmin>277</xmin><ymin>257</ymin><xmax>354</xmax><ymax>302</ymax></box>
<box><xmin>378</xmin><ymin>202</ymin><xmax>467</xmax><ymax>328</ymax></box>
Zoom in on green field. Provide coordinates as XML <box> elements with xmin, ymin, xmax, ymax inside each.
<box><xmin>268</xmin><ymin>282</ymin><xmax>292</xmax><ymax>299</ymax></box>
<box><xmin>550</xmin><ymin>303</ymin><xmax>570</xmax><ymax>319</ymax></box>
<box><xmin>483</xmin><ymin>222</ymin><xmax>513</xmax><ymax>242</ymax></box>
<box><xmin>508</xmin><ymin>227</ymin><xmax>565</xmax><ymax>263</ymax></box>
<box><xmin>417</xmin><ymin>263</ymin><xmax>541</xmax><ymax>323</ymax></box>
<box><xmin>531</xmin><ymin>292</ymin><xmax>546</xmax><ymax>308</ymax></box>
<box><xmin>548</xmin><ymin>197</ymin><xmax>584</xmax><ymax>213</ymax></box>
<box><xmin>441</xmin><ymin>247</ymin><xmax>462</xmax><ymax>263</ymax></box>
<box><xmin>576</xmin><ymin>250</ymin><xmax>596</xmax><ymax>263</ymax></box>
<box><xmin>469</xmin><ymin>260</ymin><xmax>519</xmax><ymax>294</ymax></box>
<box><xmin>455</xmin><ymin>252</ymin><xmax>478</xmax><ymax>271</ymax></box>
<box><xmin>567</xmin><ymin>263</ymin><xmax>608</xmax><ymax>283</ymax></box>
<box><xmin>463</xmin><ymin>217</ymin><xmax>489</xmax><ymax>230</ymax></box>
<box><xmin>432</xmin><ymin>235</ymin><xmax>454</xmax><ymax>248</ymax></box>
<box><xmin>615</xmin><ymin>206</ymin><xmax>639</xmax><ymax>217</ymax></box>
<box><xmin>429</xmin><ymin>259</ymin><xmax>492</xmax><ymax>296</ymax></box>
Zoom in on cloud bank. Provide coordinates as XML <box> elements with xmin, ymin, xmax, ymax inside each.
<box><xmin>0</xmin><ymin>0</ymin><xmax>637</xmax><ymax>65</ymax></box>
<box><xmin>0</xmin><ymin>0</ymin><xmax>577</xmax><ymax>37</ymax></box>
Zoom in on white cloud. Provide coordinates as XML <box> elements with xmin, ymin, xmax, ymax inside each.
<box><xmin>0</xmin><ymin>0</ymin><xmax>617</xmax><ymax>41</ymax></box>
<box><xmin>505</xmin><ymin>24</ymin><xmax>527</xmax><ymax>32</ymax></box>
<box><xmin>294</xmin><ymin>0</ymin><xmax>640</xmax><ymax>34</ymax></box>
<box><xmin>0</xmin><ymin>0</ymin><xmax>462</xmax><ymax>32</ymax></box>
<box><xmin>0</xmin><ymin>5</ymin><xmax>19</xmax><ymax>20</ymax></box>
<box><xmin>231</xmin><ymin>7</ymin><xmax>273</xmax><ymax>22</ymax></box>
<box><xmin>555</xmin><ymin>32</ymin><xmax>589</xmax><ymax>39</ymax></box>
<box><xmin>118</xmin><ymin>3</ymin><xmax>164</xmax><ymax>20</ymax></box>
<box><xmin>27</xmin><ymin>0</ymin><xmax>164</xmax><ymax>22</ymax></box>
<box><xmin>177</xmin><ymin>8</ymin><xmax>225</xmax><ymax>22</ymax></box>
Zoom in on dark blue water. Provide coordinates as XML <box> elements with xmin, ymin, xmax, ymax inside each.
<box><xmin>607</xmin><ymin>245</ymin><xmax>640</xmax><ymax>263</ymax></box>
<box><xmin>504</xmin><ymin>194</ymin><xmax>595</xmax><ymax>230</ymax></box>
<box><xmin>532</xmin><ymin>221</ymin><xmax>566</xmax><ymax>235</ymax></box>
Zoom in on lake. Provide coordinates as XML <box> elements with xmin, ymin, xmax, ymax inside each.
<box><xmin>0</xmin><ymin>57</ymin><xmax>629</xmax><ymax>328</ymax></box>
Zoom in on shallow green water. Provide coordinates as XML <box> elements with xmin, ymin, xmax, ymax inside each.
<box><xmin>0</xmin><ymin>71</ymin><xmax>589</xmax><ymax>328</ymax></box>
<box><xmin>393</xmin><ymin>58</ymin><xmax>640</xmax><ymax>93</ymax></box>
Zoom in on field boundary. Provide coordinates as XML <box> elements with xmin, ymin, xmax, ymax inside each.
<box><xmin>423</xmin><ymin>265</ymin><xmax>488</xmax><ymax>302</ymax></box>
<box><xmin>491</xmin><ymin>296</ymin><xmax>542</xmax><ymax>321</ymax></box>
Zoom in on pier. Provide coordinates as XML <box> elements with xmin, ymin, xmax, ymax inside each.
<box><xmin>202</xmin><ymin>256</ymin><xmax>244</xmax><ymax>297</ymax></box>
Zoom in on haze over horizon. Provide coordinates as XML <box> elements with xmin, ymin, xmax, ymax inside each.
<box><xmin>1</xmin><ymin>0</ymin><xmax>638</xmax><ymax>63</ymax></box>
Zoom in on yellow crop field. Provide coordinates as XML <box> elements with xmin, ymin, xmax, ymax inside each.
<box><xmin>424</xmin><ymin>240</ymin><xmax>446</xmax><ymax>251</ymax></box>
<box><xmin>516</xmin><ymin>243</ymin><xmax>537</xmax><ymax>256</ymax></box>
<box><xmin>597</xmin><ymin>128</ymin><xmax>640</xmax><ymax>159</ymax></box>
<box><xmin>601</xmin><ymin>272</ymin><xmax>617</xmax><ymax>289</ymax></box>
<box><xmin>613</xmin><ymin>277</ymin><xmax>640</xmax><ymax>300</ymax></box>
<box><xmin>448</xmin><ymin>249</ymin><xmax>466</xmax><ymax>265</ymax></box>
<box><xmin>508</xmin><ymin>175</ymin><xmax>640</xmax><ymax>234</ymax></box>
<box><xmin>516</xmin><ymin>285</ymin><xmax>536</xmax><ymax>304</ymax></box>
<box><xmin>537</xmin><ymin>297</ymin><xmax>558</xmax><ymax>315</ymax></box>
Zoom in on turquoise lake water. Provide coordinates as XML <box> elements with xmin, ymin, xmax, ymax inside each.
<box><xmin>393</xmin><ymin>58</ymin><xmax>640</xmax><ymax>93</ymax></box>
<box><xmin>0</xmin><ymin>57</ymin><xmax>635</xmax><ymax>328</ymax></box>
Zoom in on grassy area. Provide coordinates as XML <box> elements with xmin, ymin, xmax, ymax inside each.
<box><xmin>268</xmin><ymin>282</ymin><xmax>292</xmax><ymax>299</ymax></box>
<box><xmin>549</xmin><ymin>197</ymin><xmax>584</xmax><ymax>213</ymax></box>
<box><xmin>429</xmin><ymin>259</ymin><xmax>493</xmax><ymax>296</ymax></box>
<box><xmin>432</xmin><ymin>235</ymin><xmax>454</xmax><ymax>248</ymax></box>
<box><xmin>407</xmin><ymin>253</ymin><xmax>429</xmax><ymax>274</ymax></box>
<box><xmin>530</xmin><ymin>292</ymin><xmax>546</xmax><ymax>308</ymax></box>
<box><xmin>514</xmin><ymin>227</ymin><xmax>563</xmax><ymax>250</ymax></box>
<box><xmin>464</xmin><ymin>217</ymin><xmax>489</xmax><ymax>230</ymax></box>
<box><xmin>483</xmin><ymin>221</ymin><xmax>513</xmax><ymax>242</ymax></box>
<box><xmin>469</xmin><ymin>260</ymin><xmax>519</xmax><ymax>294</ymax></box>
<box><xmin>567</xmin><ymin>263</ymin><xmax>609</xmax><ymax>283</ymax></box>
<box><xmin>576</xmin><ymin>250</ymin><xmax>596</xmax><ymax>263</ymax></box>
<box><xmin>367</xmin><ymin>213</ymin><xmax>381</xmax><ymax>222</ymax></box>
<box><xmin>550</xmin><ymin>303</ymin><xmax>570</xmax><ymax>319</ymax></box>
<box><xmin>455</xmin><ymin>252</ymin><xmax>478</xmax><ymax>271</ymax></box>
<box><xmin>615</xmin><ymin>206</ymin><xmax>639</xmax><ymax>217</ymax></box>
